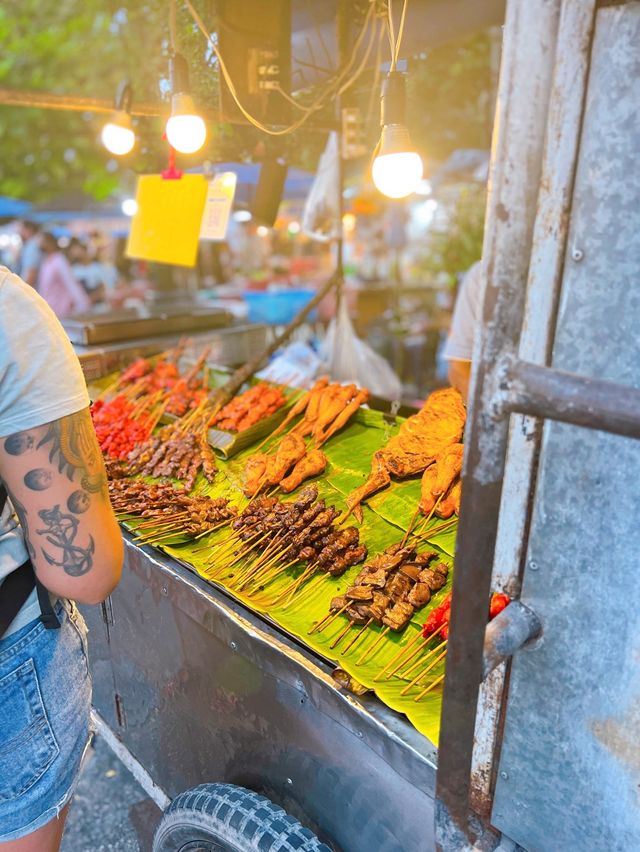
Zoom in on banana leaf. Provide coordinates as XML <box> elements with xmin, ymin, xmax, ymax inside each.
<box><xmin>148</xmin><ymin>407</ymin><xmax>459</xmax><ymax>745</ymax></box>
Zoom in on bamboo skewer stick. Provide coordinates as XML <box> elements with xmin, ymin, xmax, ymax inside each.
<box><xmin>400</xmin><ymin>640</ymin><xmax>447</xmax><ymax>682</ymax></box>
<box><xmin>340</xmin><ymin>618</ymin><xmax>373</xmax><ymax>656</ymax></box>
<box><xmin>401</xmin><ymin>504</ymin><xmax>422</xmax><ymax>547</ymax></box>
<box><xmin>309</xmin><ymin>603</ymin><xmax>349</xmax><ymax>635</ymax></box>
<box><xmin>374</xmin><ymin>629</ymin><xmax>425</xmax><ymax>682</ymax></box>
<box><xmin>400</xmin><ymin>648</ymin><xmax>448</xmax><ymax>696</ymax></box>
<box><xmin>246</xmin><ymin>559</ymin><xmax>302</xmax><ymax>599</ymax></box>
<box><xmin>355</xmin><ymin>626</ymin><xmax>389</xmax><ymax>666</ymax></box>
<box><xmin>382</xmin><ymin>625</ymin><xmax>445</xmax><ymax>681</ymax></box>
<box><xmin>329</xmin><ymin>620</ymin><xmax>353</xmax><ymax>650</ymax></box>
<box><xmin>414</xmin><ymin>672</ymin><xmax>445</xmax><ymax>702</ymax></box>
<box><xmin>274</xmin><ymin>565</ymin><xmax>317</xmax><ymax>606</ymax></box>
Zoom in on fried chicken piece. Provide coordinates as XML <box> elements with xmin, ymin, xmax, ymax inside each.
<box><xmin>315</xmin><ymin>388</ymin><xmax>369</xmax><ymax>448</ymax></box>
<box><xmin>436</xmin><ymin>478</ymin><xmax>461</xmax><ymax>519</ymax></box>
<box><xmin>291</xmin><ymin>379</ymin><xmax>336</xmax><ymax>438</ymax></box>
<box><xmin>243</xmin><ymin>453</ymin><xmax>268</xmax><ymax>497</ymax></box>
<box><xmin>432</xmin><ymin>443</ymin><xmax>464</xmax><ymax>496</ymax></box>
<box><xmin>399</xmin><ymin>563</ymin><xmax>422</xmax><ymax>581</ymax></box>
<box><xmin>419</xmin><ymin>464</ymin><xmax>438</xmax><ymax>516</ymax></box>
<box><xmin>265</xmin><ymin>433</ymin><xmax>307</xmax><ymax>486</ymax></box>
<box><xmin>343</xmin><ymin>451</ymin><xmax>391</xmax><ymax>522</ymax></box>
<box><xmin>311</xmin><ymin>384</ymin><xmax>357</xmax><ymax>440</ymax></box>
<box><xmin>279</xmin><ymin>449</ymin><xmax>328</xmax><ymax>493</ymax></box>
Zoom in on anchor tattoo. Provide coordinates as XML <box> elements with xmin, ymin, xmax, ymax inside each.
<box><xmin>37</xmin><ymin>505</ymin><xmax>95</xmax><ymax>577</ymax></box>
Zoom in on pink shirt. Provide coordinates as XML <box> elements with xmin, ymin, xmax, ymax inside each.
<box><xmin>38</xmin><ymin>252</ymin><xmax>91</xmax><ymax>318</ymax></box>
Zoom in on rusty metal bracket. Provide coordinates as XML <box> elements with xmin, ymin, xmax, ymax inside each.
<box><xmin>482</xmin><ymin>601</ymin><xmax>542</xmax><ymax>679</ymax></box>
<box><xmin>493</xmin><ymin>355</ymin><xmax>640</xmax><ymax>439</ymax></box>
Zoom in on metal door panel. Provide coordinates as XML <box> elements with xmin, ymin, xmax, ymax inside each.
<box><xmin>492</xmin><ymin>5</ymin><xmax>640</xmax><ymax>850</ymax></box>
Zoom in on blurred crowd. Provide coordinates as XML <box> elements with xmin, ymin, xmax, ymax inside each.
<box><xmin>4</xmin><ymin>220</ymin><xmax>149</xmax><ymax>319</ymax></box>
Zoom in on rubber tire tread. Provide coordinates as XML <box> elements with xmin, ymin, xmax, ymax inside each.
<box><xmin>153</xmin><ymin>783</ymin><xmax>333</xmax><ymax>852</ymax></box>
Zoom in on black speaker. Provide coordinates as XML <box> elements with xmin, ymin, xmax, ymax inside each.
<box><xmin>251</xmin><ymin>159</ymin><xmax>288</xmax><ymax>227</ymax></box>
<box><xmin>217</xmin><ymin>0</ymin><xmax>292</xmax><ymax>126</ymax></box>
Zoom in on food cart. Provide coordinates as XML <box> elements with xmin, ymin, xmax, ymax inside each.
<box><xmin>82</xmin><ymin>2</ymin><xmax>640</xmax><ymax>850</ymax></box>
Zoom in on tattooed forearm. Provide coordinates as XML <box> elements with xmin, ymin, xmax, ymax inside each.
<box><xmin>6</xmin><ymin>488</ymin><xmax>36</xmax><ymax>563</ymax></box>
<box><xmin>36</xmin><ymin>505</ymin><xmax>95</xmax><ymax>576</ymax></box>
<box><xmin>37</xmin><ymin>410</ymin><xmax>106</xmax><ymax>496</ymax></box>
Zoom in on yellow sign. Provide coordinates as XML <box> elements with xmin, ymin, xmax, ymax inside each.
<box><xmin>126</xmin><ymin>174</ymin><xmax>208</xmax><ymax>267</ymax></box>
<box><xmin>200</xmin><ymin>172</ymin><xmax>237</xmax><ymax>241</ymax></box>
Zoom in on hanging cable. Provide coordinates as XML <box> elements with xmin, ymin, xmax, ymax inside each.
<box><xmin>393</xmin><ymin>0</ymin><xmax>409</xmax><ymax>66</ymax></box>
<box><xmin>182</xmin><ymin>0</ymin><xmax>379</xmax><ymax>136</ymax></box>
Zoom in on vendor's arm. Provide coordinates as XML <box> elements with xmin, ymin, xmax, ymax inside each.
<box><xmin>0</xmin><ymin>408</ymin><xmax>123</xmax><ymax>605</ymax></box>
<box><xmin>448</xmin><ymin>359</ymin><xmax>472</xmax><ymax>400</ymax></box>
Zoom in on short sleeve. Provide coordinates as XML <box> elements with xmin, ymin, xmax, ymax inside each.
<box><xmin>442</xmin><ymin>261</ymin><xmax>486</xmax><ymax>362</ymax></box>
<box><xmin>0</xmin><ymin>268</ymin><xmax>89</xmax><ymax>437</ymax></box>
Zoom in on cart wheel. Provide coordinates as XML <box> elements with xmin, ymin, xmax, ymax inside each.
<box><xmin>152</xmin><ymin>783</ymin><xmax>332</xmax><ymax>852</ymax></box>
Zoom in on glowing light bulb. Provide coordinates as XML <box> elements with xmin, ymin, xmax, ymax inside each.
<box><xmin>101</xmin><ymin>111</ymin><xmax>135</xmax><ymax>156</ymax></box>
<box><xmin>165</xmin><ymin>93</ymin><xmax>206</xmax><ymax>154</ymax></box>
<box><xmin>121</xmin><ymin>198</ymin><xmax>138</xmax><ymax>216</ymax></box>
<box><xmin>372</xmin><ymin>151</ymin><xmax>423</xmax><ymax>199</ymax></box>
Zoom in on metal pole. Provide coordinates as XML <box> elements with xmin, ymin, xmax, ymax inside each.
<box><xmin>434</xmin><ymin>0</ymin><xmax>564</xmax><ymax>846</ymax></box>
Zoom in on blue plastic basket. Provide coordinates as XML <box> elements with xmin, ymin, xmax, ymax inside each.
<box><xmin>244</xmin><ymin>289</ymin><xmax>318</xmax><ymax>325</ymax></box>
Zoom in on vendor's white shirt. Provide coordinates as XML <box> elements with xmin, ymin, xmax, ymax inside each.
<box><xmin>0</xmin><ymin>267</ymin><xmax>89</xmax><ymax>635</ymax></box>
<box><xmin>442</xmin><ymin>261</ymin><xmax>485</xmax><ymax>362</ymax></box>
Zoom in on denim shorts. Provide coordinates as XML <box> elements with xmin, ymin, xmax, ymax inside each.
<box><xmin>0</xmin><ymin>599</ymin><xmax>92</xmax><ymax>842</ymax></box>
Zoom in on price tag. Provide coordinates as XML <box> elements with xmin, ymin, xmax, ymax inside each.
<box><xmin>200</xmin><ymin>172</ymin><xmax>237</xmax><ymax>241</ymax></box>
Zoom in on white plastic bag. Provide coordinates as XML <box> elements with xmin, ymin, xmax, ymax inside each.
<box><xmin>302</xmin><ymin>132</ymin><xmax>341</xmax><ymax>242</ymax></box>
<box><xmin>320</xmin><ymin>298</ymin><xmax>403</xmax><ymax>400</ymax></box>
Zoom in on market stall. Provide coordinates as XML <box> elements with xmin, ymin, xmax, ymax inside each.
<box><xmin>82</xmin><ymin>337</ymin><xmax>497</xmax><ymax>850</ymax></box>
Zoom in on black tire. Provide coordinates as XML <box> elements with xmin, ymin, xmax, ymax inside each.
<box><xmin>152</xmin><ymin>783</ymin><xmax>333</xmax><ymax>852</ymax></box>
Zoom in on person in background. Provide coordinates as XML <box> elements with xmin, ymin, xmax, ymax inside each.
<box><xmin>442</xmin><ymin>260</ymin><xmax>485</xmax><ymax>402</ymax></box>
<box><xmin>16</xmin><ymin>220</ymin><xmax>42</xmax><ymax>289</ymax></box>
<box><xmin>0</xmin><ymin>264</ymin><xmax>123</xmax><ymax>849</ymax></box>
<box><xmin>38</xmin><ymin>232</ymin><xmax>91</xmax><ymax>319</ymax></box>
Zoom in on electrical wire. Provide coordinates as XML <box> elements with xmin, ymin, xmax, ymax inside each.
<box><xmin>182</xmin><ymin>0</ymin><xmax>379</xmax><ymax>136</ymax></box>
<box><xmin>393</xmin><ymin>0</ymin><xmax>409</xmax><ymax>66</ymax></box>
<box><xmin>386</xmin><ymin>0</ymin><xmax>409</xmax><ymax>70</ymax></box>
<box><xmin>169</xmin><ymin>0</ymin><xmax>177</xmax><ymax>53</ymax></box>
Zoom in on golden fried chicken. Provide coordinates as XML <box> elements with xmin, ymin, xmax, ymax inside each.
<box><xmin>265</xmin><ymin>433</ymin><xmax>307</xmax><ymax>485</ymax></box>
<box><xmin>436</xmin><ymin>478</ymin><xmax>462</xmax><ymax>519</ymax></box>
<box><xmin>280</xmin><ymin>449</ymin><xmax>328</xmax><ymax>493</ymax></box>
<box><xmin>432</xmin><ymin>443</ymin><xmax>464</xmax><ymax>496</ymax></box>
<box><xmin>243</xmin><ymin>453</ymin><xmax>268</xmax><ymax>496</ymax></box>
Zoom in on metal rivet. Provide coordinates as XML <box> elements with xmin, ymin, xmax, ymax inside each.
<box><xmin>356</xmin><ymin>730</ymin><xmax>364</xmax><ymax>739</ymax></box>
<box><xmin>230</xmin><ymin>641</ymin><xmax>237</xmax><ymax>651</ymax></box>
<box><xmin>161</xmin><ymin>586</ymin><xmax>168</xmax><ymax>596</ymax></box>
<box><xmin>529</xmin><ymin>560</ymin><xmax>538</xmax><ymax>571</ymax></box>
<box><xmin>572</xmin><ymin>248</ymin><xmax>583</xmax><ymax>262</ymax></box>
<box><xmin>286</xmin><ymin>777</ymin><xmax>293</xmax><ymax>785</ymax></box>
<box><xmin>500</xmin><ymin>770</ymin><xmax>508</xmax><ymax>779</ymax></box>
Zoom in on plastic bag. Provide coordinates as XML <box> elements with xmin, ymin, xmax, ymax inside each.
<box><xmin>256</xmin><ymin>341</ymin><xmax>322</xmax><ymax>389</ymax></box>
<box><xmin>320</xmin><ymin>298</ymin><xmax>403</xmax><ymax>400</ymax></box>
<box><xmin>302</xmin><ymin>132</ymin><xmax>341</xmax><ymax>242</ymax></box>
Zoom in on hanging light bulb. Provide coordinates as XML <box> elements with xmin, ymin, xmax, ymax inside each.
<box><xmin>372</xmin><ymin>72</ymin><xmax>423</xmax><ymax>199</ymax></box>
<box><xmin>101</xmin><ymin>81</ymin><xmax>135</xmax><ymax>156</ymax></box>
<box><xmin>165</xmin><ymin>53</ymin><xmax>207</xmax><ymax>154</ymax></box>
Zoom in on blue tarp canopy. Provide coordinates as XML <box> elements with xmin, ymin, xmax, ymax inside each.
<box><xmin>0</xmin><ymin>196</ymin><xmax>32</xmax><ymax>218</ymax></box>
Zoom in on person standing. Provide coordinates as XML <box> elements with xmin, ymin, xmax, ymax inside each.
<box><xmin>0</xmin><ymin>264</ymin><xmax>123</xmax><ymax>850</ymax></box>
<box><xmin>442</xmin><ymin>260</ymin><xmax>485</xmax><ymax>402</ymax></box>
<box><xmin>16</xmin><ymin>221</ymin><xmax>42</xmax><ymax>290</ymax></box>
<box><xmin>37</xmin><ymin>233</ymin><xmax>91</xmax><ymax>319</ymax></box>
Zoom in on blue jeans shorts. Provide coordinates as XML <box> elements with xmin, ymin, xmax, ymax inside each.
<box><xmin>0</xmin><ymin>599</ymin><xmax>92</xmax><ymax>842</ymax></box>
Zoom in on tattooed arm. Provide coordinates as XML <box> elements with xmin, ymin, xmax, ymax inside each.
<box><xmin>0</xmin><ymin>407</ymin><xmax>123</xmax><ymax>605</ymax></box>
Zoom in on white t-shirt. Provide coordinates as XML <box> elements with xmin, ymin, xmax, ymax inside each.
<box><xmin>442</xmin><ymin>261</ymin><xmax>486</xmax><ymax>362</ymax></box>
<box><xmin>0</xmin><ymin>267</ymin><xmax>89</xmax><ymax>635</ymax></box>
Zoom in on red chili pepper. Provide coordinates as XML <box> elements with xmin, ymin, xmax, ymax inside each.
<box><xmin>489</xmin><ymin>592</ymin><xmax>510</xmax><ymax>619</ymax></box>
